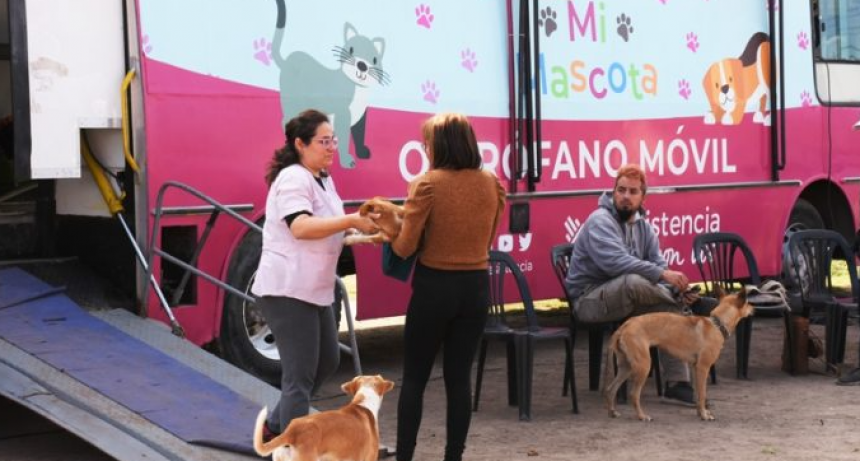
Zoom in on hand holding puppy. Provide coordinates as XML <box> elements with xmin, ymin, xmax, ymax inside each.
<box><xmin>343</xmin><ymin>197</ymin><xmax>404</xmax><ymax>246</ymax></box>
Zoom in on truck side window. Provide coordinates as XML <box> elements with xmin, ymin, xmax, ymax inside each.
<box><xmin>816</xmin><ymin>0</ymin><xmax>860</xmax><ymax>61</ymax></box>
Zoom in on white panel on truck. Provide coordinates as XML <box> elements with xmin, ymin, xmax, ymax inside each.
<box><xmin>815</xmin><ymin>62</ymin><xmax>860</xmax><ymax>105</ymax></box>
<box><xmin>26</xmin><ymin>0</ymin><xmax>124</xmax><ymax>179</ymax></box>
<box><xmin>55</xmin><ymin>129</ymin><xmax>123</xmax><ymax>217</ymax></box>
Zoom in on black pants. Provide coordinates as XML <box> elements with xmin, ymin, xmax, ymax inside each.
<box><xmin>396</xmin><ymin>264</ymin><xmax>488</xmax><ymax>461</ymax></box>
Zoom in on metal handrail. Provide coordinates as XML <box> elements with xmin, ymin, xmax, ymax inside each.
<box><xmin>144</xmin><ymin>180</ymin><xmax>362</xmax><ymax>373</ymax></box>
<box><xmin>144</xmin><ymin>181</ymin><xmax>261</xmax><ymax>312</ymax></box>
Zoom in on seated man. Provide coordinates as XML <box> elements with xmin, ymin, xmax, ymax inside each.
<box><xmin>564</xmin><ymin>163</ymin><xmax>699</xmax><ymax>405</ymax></box>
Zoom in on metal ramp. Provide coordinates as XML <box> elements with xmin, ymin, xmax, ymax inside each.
<box><xmin>0</xmin><ymin>180</ymin><xmax>369</xmax><ymax>460</ymax></box>
<box><xmin>0</xmin><ymin>267</ymin><xmax>278</xmax><ymax>461</ymax></box>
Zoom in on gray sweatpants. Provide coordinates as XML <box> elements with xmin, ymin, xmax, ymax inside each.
<box><xmin>258</xmin><ymin>296</ymin><xmax>341</xmax><ymax>432</ymax></box>
<box><xmin>574</xmin><ymin>274</ymin><xmax>690</xmax><ymax>382</ymax></box>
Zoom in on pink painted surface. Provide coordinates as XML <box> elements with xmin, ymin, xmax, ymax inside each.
<box><xmin>141</xmin><ymin>60</ymin><xmax>281</xmax><ymax>344</ymax></box>
<box><xmin>140</xmin><ymin>58</ymin><xmax>859</xmax><ymax>340</ymax></box>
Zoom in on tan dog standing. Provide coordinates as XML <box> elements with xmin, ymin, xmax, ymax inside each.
<box><xmin>603</xmin><ymin>289</ymin><xmax>754</xmax><ymax>421</ymax></box>
<box><xmin>343</xmin><ymin>197</ymin><xmax>404</xmax><ymax>246</ymax></box>
<box><xmin>253</xmin><ymin>375</ymin><xmax>395</xmax><ymax>461</ymax></box>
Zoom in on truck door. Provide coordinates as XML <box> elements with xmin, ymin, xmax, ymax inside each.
<box><xmin>812</xmin><ymin>0</ymin><xmax>860</xmax><ymax>230</ymax></box>
<box><xmin>812</xmin><ymin>1</ymin><xmax>860</xmax><ymax>160</ymax></box>
<box><xmin>2</xmin><ymin>0</ymin><xmax>126</xmax><ymax>186</ymax></box>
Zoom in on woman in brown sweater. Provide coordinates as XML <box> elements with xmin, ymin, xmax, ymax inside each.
<box><xmin>389</xmin><ymin>113</ymin><xmax>505</xmax><ymax>461</ymax></box>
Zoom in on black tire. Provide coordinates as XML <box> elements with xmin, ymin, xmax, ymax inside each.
<box><xmin>219</xmin><ymin>228</ymin><xmax>345</xmax><ymax>386</ymax></box>
<box><xmin>788</xmin><ymin>198</ymin><xmax>824</xmax><ymax>231</ymax></box>
<box><xmin>333</xmin><ymin>281</ymin><xmax>343</xmax><ymax>330</ymax></box>
<box><xmin>781</xmin><ymin>198</ymin><xmax>824</xmax><ymax>294</ymax></box>
<box><xmin>219</xmin><ymin>229</ymin><xmax>281</xmax><ymax>385</ymax></box>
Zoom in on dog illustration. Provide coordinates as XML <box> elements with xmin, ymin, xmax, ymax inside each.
<box><xmin>702</xmin><ymin>32</ymin><xmax>771</xmax><ymax>126</ymax></box>
<box><xmin>344</xmin><ymin>197</ymin><xmax>404</xmax><ymax>246</ymax></box>
<box><xmin>253</xmin><ymin>375</ymin><xmax>395</xmax><ymax>461</ymax></box>
<box><xmin>603</xmin><ymin>289</ymin><xmax>754</xmax><ymax>421</ymax></box>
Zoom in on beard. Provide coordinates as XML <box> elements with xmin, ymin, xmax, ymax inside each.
<box><xmin>615</xmin><ymin>204</ymin><xmax>638</xmax><ymax>223</ymax></box>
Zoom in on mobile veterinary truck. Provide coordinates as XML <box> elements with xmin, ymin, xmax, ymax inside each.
<box><xmin>2</xmin><ymin>0</ymin><xmax>858</xmax><ymax>383</ymax></box>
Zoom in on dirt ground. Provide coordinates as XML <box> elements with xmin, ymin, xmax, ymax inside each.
<box><xmin>315</xmin><ymin>312</ymin><xmax>860</xmax><ymax>461</ymax></box>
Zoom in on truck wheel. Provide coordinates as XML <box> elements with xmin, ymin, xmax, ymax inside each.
<box><xmin>333</xmin><ymin>280</ymin><xmax>343</xmax><ymax>329</ymax></box>
<box><xmin>219</xmin><ymin>229</ymin><xmax>346</xmax><ymax>386</ymax></box>
<box><xmin>219</xmin><ymin>230</ymin><xmax>281</xmax><ymax>385</ymax></box>
<box><xmin>781</xmin><ymin>198</ymin><xmax>825</xmax><ymax>294</ymax></box>
<box><xmin>788</xmin><ymin>198</ymin><xmax>824</xmax><ymax>231</ymax></box>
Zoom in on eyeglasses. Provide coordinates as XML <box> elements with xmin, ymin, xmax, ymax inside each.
<box><xmin>314</xmin><ymin>136</ymin><xmax>339</xmax><ymax>149</ymax></box>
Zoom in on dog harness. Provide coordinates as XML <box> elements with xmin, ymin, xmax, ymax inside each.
<box><xmin>709</xmin><ymin>316</ymin><xmax>730</xmax><ymax>339</ymax></box>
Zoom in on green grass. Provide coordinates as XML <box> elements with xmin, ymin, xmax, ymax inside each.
<box><xmin>830</xmin><ymin>260</ymin><xmax>852</xmax><ymax>296</ymax></box>
<box><xmin>474</xmin><ymin>259</ymin><xmax>857</xmax><ymax>314</ymax></box>
<box><xmin>343</xmin><ymin>261</ymin><xmax>857</xmax><ymax>318</ymax></box>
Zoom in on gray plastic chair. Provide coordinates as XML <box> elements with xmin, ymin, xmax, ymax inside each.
<box><xmin>692</xmin><ymin>232</ymin><xmax>789</xmax><ymax>379</ymax></box>
<box><xmin>473</xmin><ymin>250</ymin><xmax>576</xmax><ymax>421</ymax></box>
<box><xmin>786</xmin><ymin>229</ymin><xmax>859</xmax><ymax>368</ymax></box>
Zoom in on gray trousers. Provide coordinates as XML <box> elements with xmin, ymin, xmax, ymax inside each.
<box><xmin>574</xmin><ymin>274</ymin><xmax>690</xmax><ymax>382</ymax></box>
<box><xmin>258</xmin><ymin>296</ymin><xmax>341</xmax><ymax>432</ymax></box>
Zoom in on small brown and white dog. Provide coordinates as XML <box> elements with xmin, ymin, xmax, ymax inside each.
<box><xmin>702</xmin><ymin>32</ymin><xmax>771</xmax><ymax>126</ymax></box>
<box><xmin>603</xmin><ymin>289</ymin><xmax>754</xmax><ymax>422</ymax></box>
<box><xmin>253</xmin><ymin>375</ymin><xmax>395</xmax><ymax>461</ymax></box>
<box><xmin>343</xmin><ymin>197</ymin><xmax>404</xmax><ymax>246</ymax></box>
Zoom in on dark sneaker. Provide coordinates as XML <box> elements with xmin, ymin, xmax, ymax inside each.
<box><xmin>262</xmin><ymin>423</ymin><xmax>279</xmax><ymax>443</ymax></box>
<box><xmin>836</xmin><ymin>367</ymin><xmax>860</xmax><ymax>386</ymax></box>
<box><xmin>661</xmin><ymin>381</ymin><xmax>697</xmax><ymax>407</ymax></box>
<box><xmin>379</xmin><ymin>445</ymin><xmax>396</xmax><ymax>459</ymax></box>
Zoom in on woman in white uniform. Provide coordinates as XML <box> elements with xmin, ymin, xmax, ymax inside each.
<box><xmin>252</xmin><ymin>109</ymin><xmax>378</xmax><ymax>437</ymax></box>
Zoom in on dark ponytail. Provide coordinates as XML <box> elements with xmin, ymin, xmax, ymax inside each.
<box><xmin>265</xmin><ymin>109</ymin><xmax>331</xmax><ymax>185</ymax></box>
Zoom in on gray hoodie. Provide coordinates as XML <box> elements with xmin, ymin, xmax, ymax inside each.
<box><xmin>564</xmin><ymin>192</ymin><xmax>667</xmax><ymax>299</ymax></box>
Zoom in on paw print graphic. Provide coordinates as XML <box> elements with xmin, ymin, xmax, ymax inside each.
<box><xmin>686</xmin><ymin>32</ymin><xmax>699</xmax><ymax>53</ymax></box>
<box><xmin>141</xmin><ymin>34</ymin><xmax>153</xmax><ymax>55</ymax></box>
<box><xmin>564</xmin><ymin>216</ymin><xmax>582</xmax><ymax>243</ymax></box>
<box><xmin>421</xmin><ymin>80</ymin><xmax>440</xmax><ymax>104</ymax></box>
<box><xmin>678</xmin><ymin>80</ymin><xmax>692</xmax><ymax>100</ymax></box>
<box><xmin>800</xmin><ymin>90</ymin><xmax>813</xmax><ymax>107</ymax></box>
<box><xmin>415</xmin><ymin>4</ymin><xmax>434</xmax><ymax>29</ymax></box>
<box><xmin>461</xmin><ymin>48</ymin><xmax>478</xmax><ymax>73</ymax></box>
<box><xmin>253</xmin><ymin>38</ymin><xmax>272</xmax><ymax>66</ymax></box>
<box><xmin>616</xmin><ymin>14</ymin><xmax>634</xmax><ymax>42</ymax></box>
<box><xmin>797</xmin><ymin>31</ymin><xmax>810</xmax><ymax>50</ymax></box>
<box><xmin>539</xmin><ymin>7</ymin><xmax>558</xmax><ymax>37</ymax></box>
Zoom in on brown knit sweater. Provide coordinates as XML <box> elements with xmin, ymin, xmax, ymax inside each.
<box><xmin>391</xmin><ymin>168</ymin><xmax>505</xmax><ymax>270</ymax></box>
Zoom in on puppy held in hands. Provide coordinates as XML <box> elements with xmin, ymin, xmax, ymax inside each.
<box><xmin>344</xmin><ymin>197</ymin><xmax>404</xmax><ymax>246</ymax></box>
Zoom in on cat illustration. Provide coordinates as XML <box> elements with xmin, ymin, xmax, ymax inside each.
<box><xmin>272</xmin><ymin>0</ymin><xmax>389</xmax><ymax>169</ymax></box>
